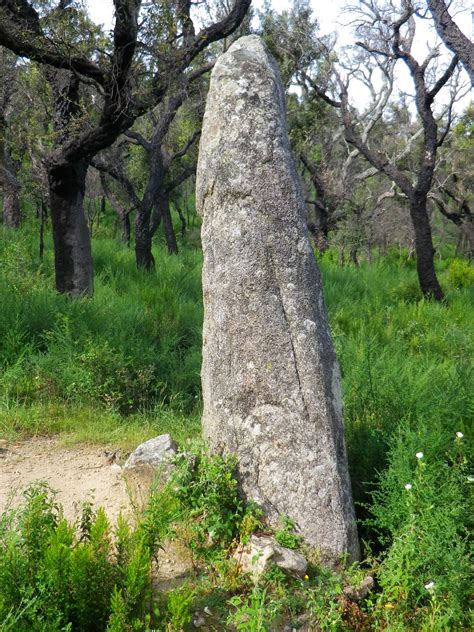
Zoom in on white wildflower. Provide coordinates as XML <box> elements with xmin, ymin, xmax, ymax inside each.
<box><xmin>416</xmin><ymin>452</ymin><xmax>424</xmax><ymax>459</ymax></box>
<box><xmin>456</xmin><ymin>432</ymin><xmax>464</xmax><ymax>439</ymax></box>
<box><xmin>404</xmin><ymin>483</ymin><xmax>412</xmax><ymax>491</ymax></box>
<box><xmin>424</xmin><ymin>581</ymin><xmax>435</xmax><ymax>591</ymax></box>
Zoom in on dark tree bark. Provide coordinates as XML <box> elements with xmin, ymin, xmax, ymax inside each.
<box><xmin>175</xmin><ymin>204</ymin><xmax>187</xmax><ymax>237</ymax></box>
<box><xmin>0</xmin><ymin>71</ymin><xmax>20</xmax><ymax>228</ymax></box>
<box><xmin>300</xmin><ymin>152</ymin><xmax>334</xmax><ymax>250</ymax></box>
<box><xmin>120</xmin><ymin>209</ymin><xmax>131</xmax><ymax>246</ymax></box>
<box><xmin>134</xmin><ymin>154</ymin><xmax>163</xmax><ymax>269</ymax></box>
<box><xmin>126</xmin><ymin>88</ymin><xmax>204</xmax><ymax>267</ymax></box>
<box><xmin>45</xmin><ymin>68</ymin><xmax>94</xmax><ymax>295</ymax></box>
<box><xmin>160</xmin><ymin>196</ymin><xmax>178</xmax><ymax>254</ymax></box>
<box><xmin>95</xmin><ymin>81</ymin><xmax>204</xmax><ymax>268</ymax></box>
<box><xmin>432</xmin><ymin>189</ymin><xmax>474</xmax><ymax>258</ymax></box>
<box><xmin>409</xmin><ymin>193</ymin><xmax>443</xmax><ymax>300</ymax></box>
<box><xmin>99</xmin><ymin>171</ymin><xmax>131</xmax><ymax>246</ymax></box>
<box><xmin>427</xmin><ymin>0</ymin><xmax>474</xmax><ymax>84</ymax></box>
<box><xmin>341</xmin><ymin>101</ymin><xmax>446</xmax><ymax>298</ymax></box>
<box><xmin>135</xmin><ymin>210</ymin><xmax>155</xmax><ymax>269</ymax></box>
<box><xmin>48</xmin><ymin>160</ymin><xmax>93</xmax><ymax>296</ymax></box>
<box><xmin>39</xmin><ymin>198</ymin><xmax>47</xmax><ymax>260</ymax></box>
<box><xmin>0</xmin><ymin>0</ymin><xmax>251</xmax><ymax>295</ymax></box>
<box><xmin>2</xmin><ymin>185</ymin><xmax>21</xmax><ymax>227</ymax></box>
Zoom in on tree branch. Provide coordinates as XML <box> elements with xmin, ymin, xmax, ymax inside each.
<box><xmin>0</xmin><ymin>1</ymin><xmax>105</xmax><ymax>85</ymax></box>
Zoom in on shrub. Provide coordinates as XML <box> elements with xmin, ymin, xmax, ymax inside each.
<box><xmin>274</xmin><ymin>516</ymin><xmax>300</xmax><ymax>550</ymax></box>
<box><xmin>0</xmin><ymin>484</ymin><xmax>155</xmax><ymax>631</ymax></box>
<box><xmin>169</xmin><ymin>453</ymin><xmax>244</xmax><ymax>555</ymax></box>
<box><xmin>447</xmin><ymin>258</ymin><xmax>474</xmax><ymax>288</ymax></box>
<box><xmin>367</xmin><ymin>423</ymin><xmax>472</xmax><ymax>629</ymax></box>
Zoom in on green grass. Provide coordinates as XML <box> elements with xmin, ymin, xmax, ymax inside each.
<box><xmin>0</xmin><ymin>221</ymin><xmax>472</xmax><ymax>630</ymax></box>
<box><xmin>0</xmin><ymin>401</ymin><xmax>201</xmax><ymax>452</ymax></box>
<box><xmin>0</xmin><ymin>223</ymin><xmax>202</xmax><ymax>425</ymax></box>
<box><xmin>318</xmin><ymin>252</ymin><xmax>473</xmax><ymax>529</ymax></box>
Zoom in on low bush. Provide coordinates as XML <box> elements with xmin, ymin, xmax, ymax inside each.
<box><xmin>447</xmin><ymin>258</ymin><xmax>474</xmax><ymax>288</ymax></box>
<box><xmin>0</xmin><ymin>484</ymin><xmax>156</xmax><ymax>631</ymax></box>
<box><xmin>367</xmin><ymin>423</ymin><xmax>472</xmax><ymax>629</ymax></box>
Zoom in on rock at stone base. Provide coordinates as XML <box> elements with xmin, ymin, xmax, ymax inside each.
<box><xmin>343</xmin><ymin>576</ymin><xmax>375</xmax><ymax>601</ymax></box>
<box><xmin>124</xmin><ymin>434</ymin><xmax>178</xmax><ymax>469</ymax></box>
<box><xmin>233</xmin><ymin>535</ymin><xmax>308</xmax><ymax>581</ymax></box>
<box><xmin>123</xmin><ymin>434</ymin><xmax>178</xmax><ymax>511</ymax></box>
<box><xmin>192</xmin><ymin>613</ymin><xmax>206</xmax><ymax>628</ymax></box>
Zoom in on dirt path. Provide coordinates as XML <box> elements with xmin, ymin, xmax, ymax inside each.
<box><xmin>0</xmin><ymin>437</ymin><xmax>132</xmax><ymax>523</ymax></box>
<box><xmin>0</xmin><ymin>437</ymin><xmax>193</xmax><ymax>588</ymax></box>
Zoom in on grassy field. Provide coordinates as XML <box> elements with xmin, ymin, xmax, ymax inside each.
<box><xmin>0</xmin><ymin>221</ymin><xmax>472</xmax><ymax>630</ymax></box>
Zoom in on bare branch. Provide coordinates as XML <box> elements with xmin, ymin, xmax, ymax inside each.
<box><xmin>170</xmin><ymin>129</ymin><xmax>201</xmax><ymax>163</ymax></box>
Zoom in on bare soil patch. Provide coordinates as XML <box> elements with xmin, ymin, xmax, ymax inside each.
<box><xmin>0</xmin><ymin>437</ymin><xmax>131</xmax><ymax>523</ymax></box>
<box><xmin>0</xmin><ymin>436</ymin><xmax>193</xmax><ymax>588</ymax></box>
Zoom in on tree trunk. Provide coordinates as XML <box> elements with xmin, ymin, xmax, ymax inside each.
<box><xmin>409</xmin><ymin>194</ymin><xmax>444</xmax><ymax>301</ymax></box>
<box><xmin>176</xmin><ymin>205</ymin><xmax>187</xmax><ymax>237</ymax></box>
<box><xmin>2</xmin><ymin>186</ymin><xmax>20</xmax><ymax>228</ymax></box>
<box><xmin>350</xmin><ymin>245</ymin><xmax>359</xmax><ymax>267</ymax></box>
<box><xmin>120</xmin><ymin>211</ymin><xmax>131</xmax><ymax>247</ymax></box>
<box><xmin>48</xmin><ymin>160</ymin><xmax>93</xmax><ymax>297</ymax></box>
<box><xmin>39</xmin><ymin>198</ymin><xmax>47</xmax><ymax>260</ymax></box>
<box><xmin>149</xmin><ymin>205</ymin><xmax>162</xmax><ymax>236</ymax></box>
<box><xmin>161</xmin><ymin>197</ymin><xmax>178</xmax><ymax>254</ymax></box>
<box><xmin>458</xmin><ymin>221</ymin><xmax>474</xmax><ymax>259</ymax></box>
<box><xmin>0</xmin><ymin>126</ymin><xmax>21</xmax><ymax>228</ymax></box>
<box><xmin>135</xmin><ymin>206</ymin><xmax>154</xmax><ymax>270</ymax></box>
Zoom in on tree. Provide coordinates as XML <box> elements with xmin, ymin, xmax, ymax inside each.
<box><xmin>0</xmin><ymin>0</ymin><xmax>250</xmax><ymax>296</ymax></box>
<box><xmin>0</xmin><ymin>48</ymin><xmax>21</xmax><ymax>228</ymax></box>
<box><xmin>427</xmin><ymin>0</ymin><xmax>474</xmax><ymax>83</ymax></box>
<box><xmin>431</xmin><ymin>103</ymin><xmax>474</xmax><ymax>256</ymax></box>
<box><xmin>93</xmin><ymin>75</ymin><xmax>205</xmax><ymax>267</ymax></box>
<box><xmin>126</xmin><ymin>97</ymin><xmax>201</xmax><ymax>265</ymax></box>
<box><xmin>305</xmin><ymin>0</ymin><xmax>465</xmax><ymax>300</ymax></box>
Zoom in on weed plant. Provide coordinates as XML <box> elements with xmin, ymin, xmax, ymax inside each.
<box><xmin>0</xmin><ymin>483</ymin><xmax>160</xmax><ymax>631</ymax></box>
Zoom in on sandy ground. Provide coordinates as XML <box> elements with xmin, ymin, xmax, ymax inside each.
<box><xmin>0</xmin><ymin>437</ymin><xmax>193</xmax><ymax>587</ymax></box>
<box><xmin>0</xmin><ymin>437</ymin><xmax>132</xmax><ymax>523</ymax></box>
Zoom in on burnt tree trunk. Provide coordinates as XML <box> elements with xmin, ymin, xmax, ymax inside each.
<box><xmin>134</xmin><ymin>151</ymin><xmax>165</xmax><ymax>269</ymax></box>
<box><xmin>175</xmin><ymin>205</ymin><xmax>187</xmax><ymax>237</ymax></box>
<box><xmin>120</xmin><ymin>211</ymin><xmax>131</xmax><ymax>246</ymax></box>
<box><xmin>149</xmin><ymin>205</ymin><xmax>162</xmax><ymax>236</ymax></box>
<box><xmin>46</xmin><ymin>69</ymin><xmax>94</xmax><ymax>296</ymax></box>
<box><xmin>135</xmin><ymin>203</ymin><xmax>155</xmax><ymax>270</ymax></box>
<box><xmin>300</xmin><ymin>153</ymin><xmax>332</xmax><ymax>251</ymax></box>
<box><xmin>98</xmin><ymin>170</ymin><xmax>132</xmax><ymax>247</ymax></box>
<box><xmin>39</xmin><ymin>198</ymin><xmax>47</xmax><ymax>260</ymax></box>
<box><xmin>2</xmin><ymin>186</ymin><xmax>20</xmax><ymax>227</ymax></box>
<box><xmin>460</xmin><ymin>221</ymin><xmax>474</xmax><ymax>259</ymax></box>
<box><xmin>409</xmin><ymin>193</ymin><xmax>444</xmax><ymax>300</ymax></box>
<box><xmin>159</xmin><ymin>195</ymin><xmax>178</xmax><ymax>254</ymax></box>
<box><xmin>0</xmin><ymin>110</ymin><xmax>21</xmax><ymax>228</ymax></box>
<box><xmin>48</xmin><ymin>159</ymin><xmax>93</xmax><ymax>296</ymax></box>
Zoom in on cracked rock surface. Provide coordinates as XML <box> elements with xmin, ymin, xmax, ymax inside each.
<box><xmin>196</xmin><ymin>35</ymin><xmax>359</xmax><ymax>563</ymax></box>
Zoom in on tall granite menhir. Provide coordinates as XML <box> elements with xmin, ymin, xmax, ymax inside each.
<box><xmin>196</xmin><ymin>35</ymin><xmax>360</xmax><ymax>562</ymax></box>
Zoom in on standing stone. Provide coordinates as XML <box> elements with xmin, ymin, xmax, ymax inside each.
<box><xmin>196</xmin><ymin>35</ymin><xmax>359</xmax><ymax>563</ymax></box>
